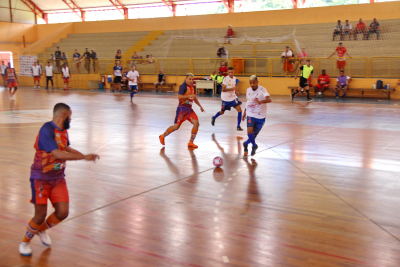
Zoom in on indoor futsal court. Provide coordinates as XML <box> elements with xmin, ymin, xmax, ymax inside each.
<box><xmin>1</xmin><ymin>87</ymin><xmax>400</xmax><ymax>266</ymax></box>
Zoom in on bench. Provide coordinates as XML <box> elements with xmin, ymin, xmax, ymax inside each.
<box><xmin>288</xmin><ymin>86</ymin><xmax>395</xmax><ymax>100</ymax></box>
<box><xmin>138</xmin><ymin>83</ymin><xmax>176</xmax><ymax>91</ymax></box>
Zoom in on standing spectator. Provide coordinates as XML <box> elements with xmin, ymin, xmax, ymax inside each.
<box><xmin>1</xmin><ymin>61</ymin><xmax>7</xmax><ymax>86</ymax></box>
<box><xmin>31</xmin><ymin>61</ymin><xmax>42</xmax><ymax>89</ymax></box>
<box><xmin>154</xmin><ymin>70</ymin><xmax>166</xmax><ymax>91</ymax></box>
<box><xmin>36</xmin><ymin>60</ymin><xmax>43</xmax><ymax>80</ymax></box>
<box><xmin>354</xmin><ymin>18</ymin><xmax>367</xmax><ymax>40</ymax></box>
<box><xmin>90</xmin><ymin>49</ymin><xmax>98</xmax><ymax>73</ymax></box>
<box><xmin>61</xmin><ymin>63</ymin><xmax>71</xmax><ymax>91</ymax></box>
<box><xmin>61</xmin><ymin>52</ymin><xmax>68</xmax><ymax>67</ymax></box>
<box><xmin>127</xmin><ymin>65</ymin><xmax>140</xmax><ymax>102</ymax></box>
<box><xmin>45</xmin><ymin>61</ymin><xmax>54</xmax><ymax>90</ymax></box>
<box><xmin>73</xmin><ymin>49</ymin><xmax>81</xmax><ymax>74</ymax></box>
<box><xmin>281</xmin><ymin>46</ymin><xmax>294</xmax><ymax>75</ymax></box>
<box><xmin>367</xmin><ymin>18</ymin><xmax>380</xmax><ymax>40</ymax></box>
<box><xmin>149</xmin><ymin>54</ymin><xmax>154</xmax><ymax>63</ymax></box>
<box><xmin>313</xmin><ymin>69</ymin><xmax>331</xmax><ymax>98</ymax></box>
<box><xmin>112</xmin><ymin>60</ymin><xmax>123</xmax><ymax>93</ymax></box>
<box><xmin>115</xmin><ymin>49</ymin><xmax>122</xmax><ymax>64</ymax></box>
<box><xmin>328</xmin><ymin>42</ymin><xmax>352</xmax><ymax>72</ymax></box>
<box><xmin>225</xmin><ymin>25</ymin><xmax>235</xmax><ymax>43</ymax></box>
<box><xmin>55</xmin><ymin>47</ymin><xmax>62</xmax><ymax>73</ymax></box>
<box><xmin>131</xmin><ymin>51</ymin><xmax>139</xmax><ymax>67</ymax></box>
<box><xmin>343</xmin><ymin>20</ymin><xmax>352</xmax><ymax>40</ymax></box>
<box><xmin>332</xmin><ymin>20</ymin><xmax>344</xmax><ymax>41</ymax></box>
<box><xmin>219</xmin><ymin>61</ymin><xmax>228</xmax><ymax>77</ymax></box>
<box><xmin>335</xmin><ymin>70</ymin><xmax>352</xmax><ymax>98</ymax></box>
<box><xmin>294</xmin><ymin>47</ymin><xmax>308</xmax><ymax>71</ymax></box>
<box><xmin>82</xmin><ymin>48</ymin><xmax>91</xmax><ymax>74</ymax></box>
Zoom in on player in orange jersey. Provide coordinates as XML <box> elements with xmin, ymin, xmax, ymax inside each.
<box><xmin>159</xmin><ymin>73</ymin><xmax>205</xmax><ymax>149</ymax></box>
<box><xmin>6</xmin><ymin>62</ymin><xmax>18</xmax><ymax>100</ymax></box>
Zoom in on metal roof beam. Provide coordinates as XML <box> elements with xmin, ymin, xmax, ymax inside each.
<box><xmin>161</xmin><ymin>0</ymin><xmax>176</xmax><ymax>16</ymax></box>
<box><xmin>20</xmin><ymin>0</ymin><xmax>48</xmax><ymax>23</ymax></box>
<box><xmin>62</xmin><ymin>0</ymin><xmax>85</xmax><ymax>21</ymax></box>
<box><xmin>109</xmin><ymin>0</ymin><xmax>128</xmax><ymax>19</ymax></box>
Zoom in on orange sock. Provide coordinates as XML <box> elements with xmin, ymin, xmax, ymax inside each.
<box><xmin>37</xmin><ymin>212</ymin><xmax>62</xmax><ymax>232</ymax></box>
<box><xmin>163</xmin><ymin>126</ymin><xmax>175</xmax><ymax>138</ymax></box>
<box><xmin>189</xmin><ymin>128</ymin><xmax>198</xmax><ymax>143</ymax></box>
<box><xmin>22</xmin><ymin>219</ymin><xmax>40</xmax><ymax>243</ymax></box>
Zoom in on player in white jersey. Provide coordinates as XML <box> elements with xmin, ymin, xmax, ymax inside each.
<box><xmin>0</xmin><ymin>61</ymin><xmax>7</xmax><ymax>86</ymax></box>
<box><xmin>211</xmin><ymin>67</ymin><xmax>243</xmax><ymax>131</ymax></box>
<box><xmin>127</xmin><ymin>65</ymin><xmax>140</xmax><ymax>102</ymax></box>
<box><xmin>31</xmin><ymin>62</ymin><xmax>42</xmax><ymax>89</ymax></box>
<box><xmin>242</xmin><ymin>75</ymin><xmax>271</xmax><ymax>156</ymax></box>
<box><xmin>45</xmin><ymin>61</ymin><xmax>54</xmax><ymax>90</ymax></box>
<box><xmin>61</xmin><ymin>63</ymin><xmax>71</xmax><ymax>91</ymax></box>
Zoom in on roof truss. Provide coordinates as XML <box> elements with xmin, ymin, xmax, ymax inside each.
<box><xmin>109</xmin><ymin>0</ymin><xmax>128</xmax><ymax>19</ymax></box>
<box><xmin>62</xmin><ymin>0</ymin><xmax>85</xmax><ymax>21</ymax></box>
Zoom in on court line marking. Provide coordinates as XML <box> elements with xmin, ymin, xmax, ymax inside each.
<box><xmin>222</xmin><ymin>256</ymin><xmax>229</xmax><ymax>263</ymax></box>
<box><xmin>382</xmin><ymin>142</ymin><xmax>394</xmax><ymax>150</ymax></box>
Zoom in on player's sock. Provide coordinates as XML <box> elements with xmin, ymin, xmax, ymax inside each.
<box><xmin>343</xmin><ymin>92</ymin><xmax>347</xmax><ymax>96</ymax></box>
<box><xmin>293</xmin><ymin>90</ymin><xmax>299</xmax><ymax>95</ymax></box>
<box><xmin>37</xmin><ymin>212</ymin><xmax>61</xmax><ymax>232</ymax></box>
<box><xmin>237</xmin><ymin>112</ymin><xmax>242</xmax><ymax>128</ymax></box>
<box><xmin>213</xmin><ymin>112</ymin><xmax>221</xmax><ymax>120</ymax></box>
<box><xmin>22</xmin><ymin>219</ymin><xmax>40</xmax><ymax>243</ymax></box>
<box><xmin>130</xmin><ymin>92</ymin><xmax>134</xmax><ymax>99</ymax></box>
<box><xmin>163</xmin><ymin>126</ymin><xmax>175</xmax><ymax>138</ymax></box>
<box><xmin>189</xmin><ymin>128</ymin><xmax>198</xmax><ymax>143</ymax></box>
<box><xmin>335</xmin><ymin>92</ymin><xmax>338</xmax><ymax>96</ymax></box>
<box><xmin>306</xmin><ymin>90</ymin><xmax>310</xmax><ymax>98</ymax></box>
<box><xmin>248</xmin><ymin>133</ymin><xmax>256</xmax><ymax>147</ymax></box>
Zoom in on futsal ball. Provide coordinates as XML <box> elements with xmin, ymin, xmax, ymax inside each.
<box><xmin>213</xmin><ymin>156</ymin><xmax>223</xmax><ymax>168</ymax></box>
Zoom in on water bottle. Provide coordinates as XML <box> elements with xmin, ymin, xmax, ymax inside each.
<box><xmin>386</xmin><ymin>84</ymin><xmax>390</xmax><ymax>89</ymax></box>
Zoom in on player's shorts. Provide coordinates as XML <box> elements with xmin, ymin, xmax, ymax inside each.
<box><xmin>337</xmin><ymin>84</ymin><xmax>347</xmax><ymax>89</ymax></box>
<box><xmin>7</xmin><ymin>80</ymin><xmax>18</xmax><ymax>88</ymax></box>
<box><xmin>337</xmin><ymin>60</ymin><xmax>346</xmax><ymax>69</ymax></box>
<box><xmin>174</xmin><ymin>106</ymin><xmax>198</xmax><ymax>125</ymax></box>
<box><xmin>30</xmin><ymin>178</ymin><xmax>69</xmax><ymax>205</ymax></box>
<box><xmin>221</xmin><ymin>98</ymin><xmax>242</xmax><ymax>111</ymax></box>
<box><xmin>63</xmin><ymin>77</ymin><xmax>70</xmax><ymax>83</ymax></box>
<box><xmin>247</xmin><ymin>117</ymin><xmax>265</xmax><ymax>136</ymax></box>
<box><xmin>315</xmin><ymin>84</ymin><xmax>329</xmax><ymax>90</ymax></box>
<box><xmin>129</xmin><ymin>85</ymin><xmax>138</xmax><ymax>93</ymax></box>
<box><xmin>299</xmin><ymin>77</ymin><xmax>308</xmax><ymax>88</ymax></box>
<box><xmin>283</xmin><ymin>61</ymin><xmax>294</xmax><ymax>72</ymax></box>
<box><xmin>34</xmin><ymin>76</ymin><xmax>40</xmax><ymax>81</ymax></box>
<box><xmin>113</xmin><ymin>76</ymin><xmax>122</xmax><ymax>83</ymax></box>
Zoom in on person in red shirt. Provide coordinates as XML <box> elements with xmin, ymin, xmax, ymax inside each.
<box><xmin>225</xmin><ymin>25</ymin><xmax>235</xmax><ymax>43</ymax></box>
<box><xmin>219</xmin><ymin>61</ymin><xmax>228</xmax><ymax>77</ymax></box>
<box><xmin>354</xmin><ymin>18</ymin><xmax>367</xmax><ymax>40</ymax></box>
<box><xmin>328</xmin><ymin>42</ymin><xmax>352</xmax><ymax>71</ymax></box>
<box><xmin>313</xmin><ymin>69</ymin><xmax>331</xmax><ymax>98</ymax></box>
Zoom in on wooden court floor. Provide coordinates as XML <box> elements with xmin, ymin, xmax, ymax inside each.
<box><xmin>1</xmin><ymin>87</ymin><xmax>400</xmax><ymax>267</ymax></box>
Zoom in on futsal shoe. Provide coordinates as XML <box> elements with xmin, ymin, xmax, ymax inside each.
<box><xmin>38</xmin><ymin>231</ymin><xmax>51</xmax><ymax>246</ymax></box>
<box><xmin>33</xmin><ymin>86</ymin><xmax>36</xmax><ymax>89</ymax></box>
<box><xmin>188</xmin><ymin>143</ymin><xmax>198</xmax><ymax>149</ymax></box>
<box><xmin>211</xmin><ymin>117</ymin><xmax>215</xmax><ymax>126</ymax></box>
<box><xmin>237</xmin><ymin>126</ymin><xmax>243</xmax><ymax>131</ymax></box>
<box><xmin>251</xmin><ymin>145</ymin><xmax>258</xmax><ymax>156</ymax></box>
<box><xmin>19</xmin><ymin>242</ymin><xmax>32</xmax><ymax>256</ymax></box>
<box><xmin>307</xmin><ymin>98</ymin><xmax>313</xmax><ymax>102</ymax></box>
<box><xmin>243</xmin><ymin>143</ymin><xmax>248</xmax><ymax>156</ymax></box>
<box><xmin>38</xmin><ymin>86</ymin><xmax>41</xmax><ymax>89</ymax></box>
<box><xmin>159</xmin><ymin>135</ymin><xmax>165</xmax><ymax>146</ymax></box>
<box><xmin>290</xmin><ymin>93</ymin><xmax>295</xmax><ymax>101</ymax></box>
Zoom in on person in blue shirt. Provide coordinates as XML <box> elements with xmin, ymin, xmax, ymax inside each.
<box><xmin>112</xmin><ymin>60</ymin><xmax>123</xmax><ymax>93</ymax></box>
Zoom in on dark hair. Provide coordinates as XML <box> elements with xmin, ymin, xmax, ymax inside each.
<box><xmin>340</xmin><ymin>70</ymin><xmax>344</xmax><ymax>73</ymax></box>
<box><xmin>307</xmin><ymin>59</ymin><xmax>311</xmax><ymax>62</ymax></box>
<box><xmin>53</xmin><ymin>103</ymin><xmax>70</xmax><ymax>114</ymax></box>
<box><xmin>339</xmin><ymin>42</ymin><xmax>343</xmax><ymax>45</ymax></box>
<box><xmin>346</xmin><ymin>20</ymin><xmax>349</xmax><ymax>22</ymax></box>
<box><xmin>228</xmin><ymin>67</ymin><xmax>234</xmax><ymax>71</ymax></box>
<box><xmin>322</xmin><ymin>69</ymin><xmax>326</xmax><ymax>72</ymax></box>
<box><xmin>47</xmin><ymin>61</ymin><xmax>50</xmax><ymax>63</ymax></box>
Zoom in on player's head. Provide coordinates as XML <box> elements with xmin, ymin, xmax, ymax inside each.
<box><xmin>345</xmin><ymin>20</ymin><xmax>349</xmax><ymax>25</ymax></box>
<box><xmin>33</xmin><ymin>61</ymin><xmax>37</xmax><ymax>66</ymax></box>
<box><xmin>91</xmin><ymin>49</ymin><xmax>94</xmax><ymax>52</ymax></box>
<box><xmin>221</xmin><ymin>61</ymin><xmax>226</xmax><ymax>66</ymax></box>
<box><xmin>1</xmin><ymin>61</ymin><xmax>4</xmax><ymax>64</ymax></box>
<box><xmin>116</xmin><ymin>60</ymin><xmax>120</xmax><ymax>65</ymax></box>
<box><xmin>373</xmin><ymin>18</ymin><xmax>377</xmax><ymax>23</ymax></box>
<box><xmin>63</xmin><ymin>63</ymin><xmax>67</xmax><ymax>67</ymax></box>
<box><xmin>185</xmin><ymin>73</ymin><xmax>194</xmax><ymax>86</ymax></box>
<box><xmin>219</xmin><ymin>71</ymin><xmax>223</xmax><ymax>75</ymax></box>
<box><xmin>53</xmin><ymin>103</ymin><xmax>71</xmax><ymax>130</ymax></box>
<box><xmin>75</xmin><ymin>49</ymin><xmax>78</xmax><ymax>52</ymax></box>
<box><xmin>338</xmin><ymin>42</ymin><xmax>343</xmax><ymax>47</ymax></box>
<box><xmin>301</xmin><ymin>47</ymin><xmax>306</xmax><ymax>53</ymax></box>
<box><xmin>47</xmin><ymin>61</ymin><xmax>51</xmax><ymax>66</ymax></box>
<box><xmin>285</xmin><ymin>46</ymin><xmax>289</xmax><ymax>51</ymax></box>
<box><xmin>57</xmin><ymin>46</ymin><xmax>60</xmax><ymax>50</ymax></box>
<box><xmin>249</xmin><ymin>75</ymin><xmax>258</xmax><ymax>90</ymax></box>
<box><xmin>8</xmin><ymin>62</ymin><xmax>11</xmax><ymax>67</ymax></box>
<box><xmin>85</xmin><ymin>48</ymin><xmax>88</xmax><ymax>51</ymax></box>
<box><xmin>36</xmin><ymin>60</ymin><xmax>40</xmax><ymax>64</ymax></box>
<box><xmin>337</xmin><ymin>20</ymin><xmax>341</xmax><ymax>24</ymax></box>
<box><xmin>117</xmin><ymin>49</ymin><xmax>121</xmax><ymax>54</ymax></box>
<box><xmin>228</xmin><ymin>67</ymin><xmax>234</xmax><ymax>77</ymax></box>
<box><xmin>359</xmin><ymin>18</ymin><xmax>363</xmax><ymax>23</ymax></box>
<box><xmin>212</xmin><ymin>70</ymin><xmax>216</xmax><ymax>74</ymax></box>
<box><xmin>306</xmin><ymin>60</ymin><xmax>311</xmax><ymax>66</ymax></box>
<box><xmin>159</xmin><ymin>70</ymin><xmax>163</xmax><ymax>74</ymax></box>
<box><xmin>321</xmin><ymin>69</ymin><xmax>326</xmax><ymax>75</ymax></box>
<box><xmin>124</xmin><ymin>68</ymin><xmax>127</xmax><ymax>72</ymax></box>
<box><xmin>228</xmin><ymin>24</ymin><xmax>231</xmax><ymax>28</ymax></box>
<box><xmin>131</xmin><ymin>65</ymin><xmax>135</xmax><ymax>71</ymax></box>
<box><xmin>340</xmin><ymin>70</ymin><xmax>345</xmax><ymax>76</ymax></box>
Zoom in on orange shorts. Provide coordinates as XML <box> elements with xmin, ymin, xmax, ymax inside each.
<box><xmin>337</xmin><ymin>60</ymin><xmax>346</xmax><ymax>69</ymax></box>
<box><xmin>283</xmin><ymin>61</ymin><xmax>294</xmax><ymax>72</ymax></box>
<box><xmin>7</xmin><ymin>81</ymin><xmax>18</xmax><ymax>88</ymax></box>
<box><xmin>174</xmin><ymin>107</ymin><xmax>198</xmax><ymax>125</ymax></box>
<box><xmin>30</xmin><ymin>178</ymin><xmax>69</xmax><ymax>205</ymax></box>
<box><xmin>315</xmin><ymin>84</ymin><xmax>329</xmax><ymax>90</ymax></box>
<box><xmin>63</xmin><ymin>77</ymin><xmax>70</xmax><ymax>83</ymax></box>
<box><xmin>34</xmin><ymin>76</ymin><xmax>41</xmax><ymax>82</ymax></box>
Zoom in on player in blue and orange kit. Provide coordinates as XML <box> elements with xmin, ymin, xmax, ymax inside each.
<box><xmin>19</xmin><ymin>103</ymin><xmax>100</xmax><ymax>256</ymax></box>
<box><xmin>159</xmin><ymin>73</ymin><xmax>205</xmax><ymax>149</ymax></box>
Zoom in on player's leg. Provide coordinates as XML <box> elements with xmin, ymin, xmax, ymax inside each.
<box><xmin>305</xmin><ymin>85</ymin><xmax>312</xmax><ymax>102</ymax></box>
<box><xmin>234</xmin><ymin>104</ymin><xmax>243</xmax><ymax>131</ymax></box>
<box><xmin>160</xmin><ymin>123</ymin><xmax>181</xmax><ymax>145</ymax></box>
<box><xmin>188</xmin><ymin>118</ymin><xmax>199</xmax><ymax>149</ymax></box>
<box><xmin>334</xmin><ymin>85</ymin><xmax>340</xmax><ymax>98</ymax></box>
<box><xmin>211</xmin><ymin>103</ymin><xmax>226</xmax><ymax>126</ymax></box>
<box><xmin>342</xmin><ymin>86</ymin><xmax>348</xmax><ymax>98</ymax></box>
<box><xmin>243</xmin><ymin>117</ymin><xmax>256</xmax><ymax>156</ymax></box>
<box><xmin>250</xmin><ymin>119</ymin><xmax>265</xmax><ymax>156</ymax></box>
<box><xmin>66</xmin><ymin>81</ymin><xmax>69</xmax><ymax>90</ymax></box>
<box><xmin>63</xmin><ymin>81</ymin><xmax>67</xmax><ymax>91</ymax></box>
<box><xmin>118</xmin><ymin>81</ymin><xmax>122</xmax><ymax>93</ymax></box>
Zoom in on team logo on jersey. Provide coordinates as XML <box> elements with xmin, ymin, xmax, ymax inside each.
<box><xmin>53</xmin><ymin>163</ymin><xmax>61</xmax><ymax>170</ymax></box>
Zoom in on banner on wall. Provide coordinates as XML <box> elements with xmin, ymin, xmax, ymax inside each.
<box><xmin>19</xmin><ymin>55</ymin><xmax>37</xmax><ymax>76</ymax></box>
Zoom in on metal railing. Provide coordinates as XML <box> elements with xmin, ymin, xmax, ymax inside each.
<box><xmin>11</xmin><ymin>56</ymin><xmax>400</xmax><ymax>78</ymax></box>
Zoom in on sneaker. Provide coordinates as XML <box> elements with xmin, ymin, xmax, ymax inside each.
<box><xmin>33</xmin><ymin>86</ymin><xmax>36</xmax><ymax>89</ymax></box>
<box><xmin>243</xmin><ymin>143</ymin><xmax>248</xmax><ymax>156</ymax></box>
<box><xmin>11</xmin><ymin>95</ymin><xmax>15</xmax><ymax>100</ymax></box>
<box><xmin>290</xmin><ymin>93</ymin><xmax>295</xmax><ymax>101</ymax></box>
<box><xmin>188</xmin><ymin>142</ymin><xmax>198</xmax><ymax>149</ymax></box>
<box><xmin>159</xmin><ymin>135</ymin><xmax>165</xmax><ymax>146</ymax></box>
<box><xmin>19</xmin><ymin>242</ymin><xmax>32</xmax><ymax>256</ymax></box>
<box><xmin>119</xmin><ymin>91</ymin><xmax>122</xmax><ymax>93</ymax></box>
<box><xmin>237</xmin><ymin>126</ymin><xmax>243</xmax><ymax>131</ymax></box>
<box><xmin>63</xmin><ymin>89</ymin><xmax>66</xmax><ymax>91</ymax></box>
<box><xmin>38</xmin><ymin>86</ymin><xmax>41</xmax><ymax>89</ymax></box>
<box><xmin>211</xmin><ymin>116</ymin><xmax>215</xmax><ymax>126</ymax></box>
<box><xmin>307</xmin><ymin>98</ymin><xmax>313</xmax><ymax>102</ymax></box>
<box><xmin>37</xmin><ymin>231</ymin><xmax>51</xmax><ymax>246</ymax></box>
<box><xmin>341</xmin><ymin>95</ymin><xmax>346</xmax><ymax>98</ymax></box>
<box><xmin>336</xmin><ymin>96</ymin><xmax>339</xmax><ymax>99</ymax></box>
<box><xmin>251</xmin><ymin>145</ymin><xmax>258</xmax><ymax>156</ymax></box>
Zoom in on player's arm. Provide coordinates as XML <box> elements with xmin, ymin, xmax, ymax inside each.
<box><xmin>51</xmin><ymin>149</ymin><xmax>99</xmax><ymax>161</ymax></box>
<box><xmin>327</xmin><ymin>51</ymin><xmax>336</xmax><ymax>58</ymax></box>
<box><xmin>14</xmin><ymin>69</ymin><xmax>19</xmax><ymax>83</ymax></box>
<box><xmin>69</xmin><ymin>68</ymin><xmax>71</xmax><ymax>78</ymax></box>
<box><xmin>193</xmin><ymin>97</ymin><xmax>205</xmax><ymax>112</ymax></box>
<box><xmin>64</xmin><ymin>146</ymin><xmax>84</xmax><ymax>157</ymax></box>
<box><xmin>257</xmin><ymin>96</ymin><xmax>272</xmax><ymax>104</ymax></box>
<box><xmin>222</xmin><ymin>84</ymin><xmax>234</xmax><ymax>92</ymax></box>
<box><xmin>345</xmin><ymin>51</ymin><xmax>352</xmax><ymax>59</ymax></box>
<box><xmin>242</xmin><ymin>108</ymin><xmax>246</xmax><ymax>121</ymax></box>
<box><xmin>348</xmin><ymin>77</ymin><xmax>352</xmax><ymax>85</ymax></box>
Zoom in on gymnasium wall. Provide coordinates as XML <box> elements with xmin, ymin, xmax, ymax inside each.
<box><xmin>0</xmin><ymin>22</ymin><xmax>36</xmax><ymax>56</ymax></box>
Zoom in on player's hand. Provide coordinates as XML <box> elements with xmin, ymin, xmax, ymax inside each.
<box><xmin>242</xmin><ymin>114</ymin><xmax>246</xmax><ymax>121</ymax></box>
<box><xmin>200</xmin><ymin>107</ymin><xmax>205</xmax><ymax>113</ymax></box>
<box><xmin>84</xmin><ymin>154</ymin><xmax>100</xmax><ymax>161</ymax></box>
<box><xmin>294</xmin><ymin>76</ymin><xmax>297</xmax><ymax>80</ymax></box>
<box><xmin>257</xmin><ymin>100</ymin><xmax>264</xmax><ymax>105</ymax></box>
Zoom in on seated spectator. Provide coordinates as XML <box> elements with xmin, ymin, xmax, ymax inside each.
<box><xmin>219</xmin><ymin>61</ymin><xmax>228</xmax><ymax>77</ymax></box>
<box><xmin>224</xmin><ymin>25</ymin><xmax>235</xmax><ymax>43</ymax></box>
<box><xmin>354</xmin><ymin>18</ymin><xmax>367</xmax><ymax>40</ymax></box>
<box><xmin>335</xmin><ymin>70</ymin><xmax>352</xmax><ymax>98</ymax></box>
<box><xmin>281</xmin><ymin>46</ymin><xmax>294</xmax><ymax>75</ymax></box>
<box><xmin>149</xmin><ymin>54</ymin><xmax>154</xmax><ymax>63</ymax></box>
<box><xmin>332</xmin><ymin>20</ymin><xmax>343</xmax><ymax>41</ymax></box>
<box><xmin>121</xmin><ymin>68</ymin><xmax>128</xmax><ymax>89</ymax></box>
<box><xmin>216</xmin><ymin>71</ymin><xmax>224</xmax><ymax>95</ymax></box>
<box><xmin>343</xmin><ymin>20</ymin><xmax>352</xmax><ymax>40</ymax></box>
<box><xmin>145</xmin><ymin>55</ymin><xmax>150</xmax><ymax>64</ymax></box>
<box><xmin>294</xmin><ymin>47</ymin><xmax>308</xmax><ymax>71</ymax></box>
<box><xmin>367</xmin><ymin>18</ymin><xmax>380</xmax><ymax>40</ymax></box>
<box><xmin>154</xmin><ymin>70</ymin><xmax>165</xmax><ymax>91</ymax></box>
<box><xmin>131</xmin><ymin>51</ymin><xmax>139</xmax><ymax>66</ymax></box>
<box><xmin>139</xmin><ymin>56</ymin><xmax>143</xmax><ymax>64</ymax></box>
<box><xmin>313</xmin><ymin>69</ymin><xmax>331</xmax><ymax>98</ymax></box>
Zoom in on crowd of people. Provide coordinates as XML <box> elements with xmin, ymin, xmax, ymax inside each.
<box><xmin>333</xmin><ymin>18</ymin><xmax>380</xmax><ymax>41</ymax></box>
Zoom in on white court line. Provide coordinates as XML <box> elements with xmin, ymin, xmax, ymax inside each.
<box><xmin>214</xmin><ymin>217</ymin><xmax>219</xmax><ymax>222</ymax></box>
<box><xmin>218</xmin><ymin>194</ymin><xmax>222</xmax><ymax>198</ymax></box>
<box><xmin>382</xmin><ymin>142</ymin><xmax>394</xmax><ymax>150</ymax></box>
<box><xmin>218</xmin><ymin>243</ymin><xmax>224</xmax><ymax>249</ymax></box>
<box><xmin>242</xmin><ymin>164</ymin><xmax>246</xmax><ymax>167</ymax></box>
<box><xmin>232</xmin><ymin>173</ymin><xmax>237</xmax><ymax>176</ymax></box>
<box><xmin>216</xmin><ymin>201</ymin><xmax>220</xmax><ymax>205</ymax></box>
<box><xmin>214</xmin><ymin>209</ymin><xmax>219</xmax><ymax>213</ymax></box>
<box><xmin>222</xmin><ymin>256</ymin><xmax>229</xmax><ymax>263</ymax></box>
<box><xmin>215</xmin><ymin>227</ymin><xmax>219</xmax><ymax>229</ymax></box>
<box><xmin>224</xmin><ymin>183</ymin><xmax>229</xmax><ymax>186</ymax></box>
<box><xmin>228</xmin><ymin>178</ymin><xmax>233</xmax><ymax>181</ymax></box>
<box><xmin>216</xmin><ymin>232</ymin><xmax>221</xmax><ymax>238</ymax></box>
<box><xmin>221</xmin><ymin>189</ymin><xmax>225</xmax><ymax>192</ymax></box>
